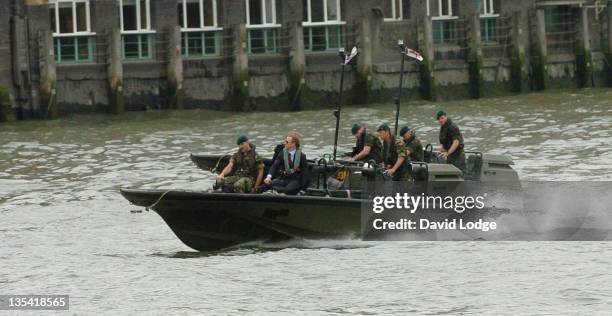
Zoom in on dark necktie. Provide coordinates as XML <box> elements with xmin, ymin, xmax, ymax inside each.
<box><xmin>288</xmin><ymin>153</ymin><xmax>293</xmax><ymax>167</ymax></box>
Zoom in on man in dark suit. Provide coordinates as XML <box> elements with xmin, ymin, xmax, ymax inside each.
<box><xmin>264</xmin><ymin>132</ymin><xmax>308</xmax><ymax>195</ymax></box>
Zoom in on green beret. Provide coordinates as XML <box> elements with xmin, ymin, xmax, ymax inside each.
<box><xmin>351</xmin><ymin>123</ymin><xmax>361</xmax><ymax>135</ymax></box>
<box><xmin>377</xmin><ymin>123</ymin><xmax>390</xmax><ymax>131</ymax></box>
<box><xmin>436</xmin><ymin>110</ymin><xmax>446</xmax><ymax>120</ymax></box>
<box><xmin>399</xmin><ymin>126</ymin><xmax>410</xmax><ymax>137</ymax></box>
<box><xmin>236</xmin><ymin>135</ymin><xmax>248</xmax><ymax>145</ymax></box>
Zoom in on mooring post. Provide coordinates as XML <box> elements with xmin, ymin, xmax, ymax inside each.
<box><xmin>510</xmin><ymin>11</ymin><xmax>528</xmax><ymax>93</ymax></box>
<box><xmin>467</xmin><ymin>13</ymin><xmax>483</xmax><ymax>99</ymax></box>
<box><xmin>532</xmin><ymin>8</ymin><xmax>548</xmax><ymax>90</ymax></box>
<box><xmin>418</xmin><ymin>16</ymin><xmax>436</xmax><ymax>101</ymax></box>
<box><xmin>108</xmin><ymin>26</ymin><xmax>124</xmax><ymax>114</ymax></box>
<box><xmin>288</xmin><ymin>22</ymin><xmax>306</xmax><ymax>110</ymax></box>
<box><xmin>355</xmin><ymin>16</ymin><xmax>374</xmax><ymax>104</ymax></box>
<box><xmin>0</xmin><ymin>85</ymin><xmax>9</xmax><ymax>122</ymax></box>
<box><xmin>575</xmin><ymin>6</ymin><xmax>593</xmax><ymax>88</ymax></box>
<box><xmin>39</xmin><ymin>30</ymin><xmax>57</xmax><ymax>119</ymax></box>
<box><xmin>231</xmin><ymin>24</ymin><xmax>249</xmax><ymax>111</ymax></box>
<box><xmin>167</xmin><ymin>26</ymin><xmax>184</xmax><ymax>109</ymax></box>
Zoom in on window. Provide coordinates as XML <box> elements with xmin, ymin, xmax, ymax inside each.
<box><xmin>479</xmin><ymin>0</ymin><xmax>499</xmax><ymax>43</ymax></box>
<box><xmin>426</xmin><ymin>0</ymin><xmax>456</xmax><ymax>18</ymax></box>
<box><xmin>177</xmin><ymin>0</ymin><xmax>222</xmax><ymax>57</ymax></box>
<box><xmin>383</xmin><ymin>0</ymin><xmax>409</xmax><ymax>21</ymax></box>
<box><xmin>120</xmin><ymin>0</ymin><xmax>155</xmax><ymax>60</ymax></box>
<box><xmin>544</xmin><ymin>6</ymin><xmax>573</xmax><ymax>33</ymax></box>
<box><xmin>480</xmin><ymin>0</ymin><xmax>495</xmax><ymax>16</ymax></box>
<box><xmin>49</xmin><ymin>0</ymin><xmax>94</xmax><ymax>63</ymax></box>
<box><xmin>302</xmin><ymin>0</ymin><xmax>344</xmax><ymax>52</ymax></box>
<box><xmin>426</xmin><ymin>0</ymin><xmax>458</xmax><ymax>44</ymax></box>
<box><xmin>246</xmin><ymin>0</ymin><xmax>281</xmax><ymax>54</ymax></box>
<box><xmin>544</xmin><ymin>5</ymin><xmax>575</xmax><ymax>53</ymax></box>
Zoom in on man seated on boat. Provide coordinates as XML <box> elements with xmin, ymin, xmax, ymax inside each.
<box><xmin>436</xmin><ymin>111</ymin><xmax>466</xmax><ymax>173</ymax></box>
<box><xmin>399</xmin><ymin>126</ymin><xmax>424</xmax><ymax>162</ymax></box>
<box><xmin>377</xmin><ymin>123</ymin><xmax>411</xmax><ymax>181</ymax></box>
<box><xmin>347</xmin><ymin>124</ymin><xmax>383</xmax><ymax>163</ymax></box>
<box><xmin>263</xmin><ymin>132</ymin><xmax>308</xmax><ymax>195</ymax></box>
<box><xmin>215</xmin><ymin>135</ymin><xmax>265</xmax><ymax>193</ymax></box>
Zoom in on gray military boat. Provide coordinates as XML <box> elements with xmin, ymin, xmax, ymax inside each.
<box><xmin>121</xmin><ymin>151</ymin><xmax>519</xmax><ymax>251</ymax></box>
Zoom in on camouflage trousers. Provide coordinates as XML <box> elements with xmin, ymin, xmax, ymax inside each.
<box><xmin>216</xmin><ymin>176</ymin><xmax>255</xmax><ymax>193</ymax></box>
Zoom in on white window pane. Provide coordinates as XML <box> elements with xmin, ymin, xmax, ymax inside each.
<box><xmin>395</xmin><ymin>0</ymin><xmax>401</xmax><ymax>19</ymax></box>
<box><xmin>326</xmin><ymin>0</ymin><xmax>338</xmax><ymax>21</ymax></box>
<box><xmin>249</xmin><ymin>0</ymin><xmax>262</xmax><ymax>24</ymax></box>
<box><xmin>488</xmin><ymin>0</ymin><xmax>496</xmax><ymax>14</ymax></box>
<box><xmin>49</xmin><ymin>7</ymin><xmax>57</xmax><ymax>33</ymax></box>
<box><xmin>265</xmin><ymin>0</ymin><xmax>274</xmax><ymax>24</ymax></box>
<box><xmin>302</xmin><ymin>0</ymin><xmax>308</xmax><ymax>22</ymax></box>
<box><xmin>177</xmin><ymin>2</ymin><xmax>184</xmax><ymax>27</ymax></box>
<box><xmin>311</xmin><ymin>0</ymin><xmax>324</xmax><ymax>22</ymax></box>
<box><xmin>383</xmin><ymin>0</ymin><xmax>393</xmax><ymax>18</ymax></box>
<box><xmin>441</xmin><ymin>0</ymin><xmax>449</xmax><ymax>16</ymax></box>
<box><xmin>123</xmin><ymin>0</ymin><xmax>137</xmax><ymax>30</ymax></box>
<box><xmin>58</xmin><ymin>2</ymin><xmax>73</xmax><ymax>33</ymax></box>
<box><xmin>76</xmin><ymin>2</ymin><xmax>87</xmax><ymax>32</ymax></box>
<box><xmin>140</xmin><ymin>0</ymin><xmax>148</xmax><ymax>29</ymax></box>
<box><xmin>203</xmin><ymin>0</ymin><xmax>214</xmax><ymax>27</ymax></box>
<box><xmin>186</xmin><ymin>0</ymin><xmax>201</xmax><ymax>28</ymax></box>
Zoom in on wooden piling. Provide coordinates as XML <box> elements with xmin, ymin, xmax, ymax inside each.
<box><xmin>288</xmin><ymin>22</ymin><xmax>305</xmax><ymax>110</ymax></box>
<box><xmin>467</xmin><ymin>13</ymin><xmax>483</xmax><ymax>99</ymax></box>
<box><xmin>167</xmin><ymin>26</ymin><xmax>184</xmax><ymax>109</ymax></box>
<box><xmin>418</xmin><ymin>16</ymin><xmax>436</xmax><ymax>101</ymax></box>
<box><xmin>231</xmin><ymin>24</ymin><xmax>249</xmax><ymax>111</ymax></box>
<box><xmin>39</xmin><ymin>30</ymin><xmax>57</xmax><ymax>119</ymax></box>
<box><xmin>108</xmin><ymin>26</ymin><xmax>124</xmax><ymax>114</ymax></box>
<box><xmin>531</xmin><ymin>8</ymin><xmax>548</xmax><ymax>90</ymax></box>
<box><xmin>510</xmin><ymin>11</ymin><xmax>528</xmax><ymax>93</ymax></box>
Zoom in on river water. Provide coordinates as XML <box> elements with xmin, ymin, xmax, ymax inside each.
<box><xmin>1</xmin><ymin>88</ymin><xmax>611</xmax><ymax>314</ymax></box>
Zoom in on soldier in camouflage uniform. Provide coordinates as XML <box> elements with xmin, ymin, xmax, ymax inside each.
<box><xmin>377</xmin><ymin>123</ymin><xmax>411</xmax><ymax>181</ymax></box>
<box><xmin>436</xmin><ymin>111</ymin><xmax>466</xmax><ymax>173</ymax></box>
<box><xmin>399</xmin><ymin>126</ymin><xmax>424</xmax><ymax>162</ymax></box>
<box><xmin>215</xmin><ymin>135</ymin><xmax>265</xmax><ymax>193</ymax></box>
<box><xmin>348</xmin><ymin>123</ymin><xmax>383</xmax><ymax>163</ymax></box>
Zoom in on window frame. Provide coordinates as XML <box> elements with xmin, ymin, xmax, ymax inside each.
<box><xmin>49</xmin><ymin>0</ymin><xmax>94</xmax><ymax>37</ymax></box>
<box><xmin>178</xmin><ymin>0</ymin><xmax>222</xmax><ymax>58</ymax></box>
<box><xmin>245</xmin><ymin>0</ymin><xmax>280</xmax><ymax>28</ymax></box>
<box><xmin>49</xmin><ymin>0</ymin><xmax>95</xmax><ymax>63</ymax></box>
<box><xmin>479</xmin><ymin>0</ymin><xmax>499</xmax><ymax>44</ymax></box>
<box><xmin>302</xmin><ymin>0</ymin><xmax>345</xmax><ymax>27</ymax></box>
<box><xmin>479</xmin><ymin>0</ymin><xmax>499</xmax><ymax>18</ymax></box>
<box><xmin>383</xmin><ymin>0</ymin><xmax>403</xmax><ymax>21</ymax></box>
<box><xmin>178</xmin><ymin>0</ymin><xmax>222</xmax><ymax>31</ymax></box>
<box><xmin>245</xmin><ymin>0</ymin><xmax>281</xmax><ymax>54</ymax></box>
<box><xmin>120</xmin><ymin>0</ymin><xmax>155</xmax><ymax>34</ymax></box>
<box><xmin>302</xmin><ymin>0</ymin><xmax>345</xmax><ymax>52</ymax></box>
<box><xmin>426</xmin><ymin>0</ymin><xmax>458</xmax><ymax>21</ymax></box>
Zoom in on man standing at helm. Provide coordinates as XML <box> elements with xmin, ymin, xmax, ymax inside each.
<box><xmin>436</xmin><ymin>111</ymin><xmax>466</xmax><ymax>172</ymax></box>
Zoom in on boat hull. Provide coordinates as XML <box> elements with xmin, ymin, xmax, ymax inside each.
<box><xmin>121</xmin><ymin>189</ymin><xmax>361</xmax><ymax>252</ymax></box>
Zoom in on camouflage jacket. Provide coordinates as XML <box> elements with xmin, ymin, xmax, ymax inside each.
<box><xmin>231</xmin><ymin>148</ymin><xmax>264</xmax><ymax>178</ymax></box>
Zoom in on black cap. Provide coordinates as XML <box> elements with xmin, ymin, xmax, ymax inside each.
<box><xmin>377</xmin><ymin>123</ymin><xmax>390</xmax><ymax>131</ymax></box>
<box><xmin>236</xmin><ymin>135</ymin><xmax>248</xmax><ymax>145</ymax></box>
<box><xmin>399</xmin><ymin>126</ymin><xmax>410</xmax><ymax>137</ymax></box>
<box><xmin>436</xmin><ymin>111</ymin><xmax>446</xmax><ymax>120</ymax></box>
<box><xmin>351</xmin><ymin>123</ymin><xmax>361</xmax><ymax>135</ymax></box>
